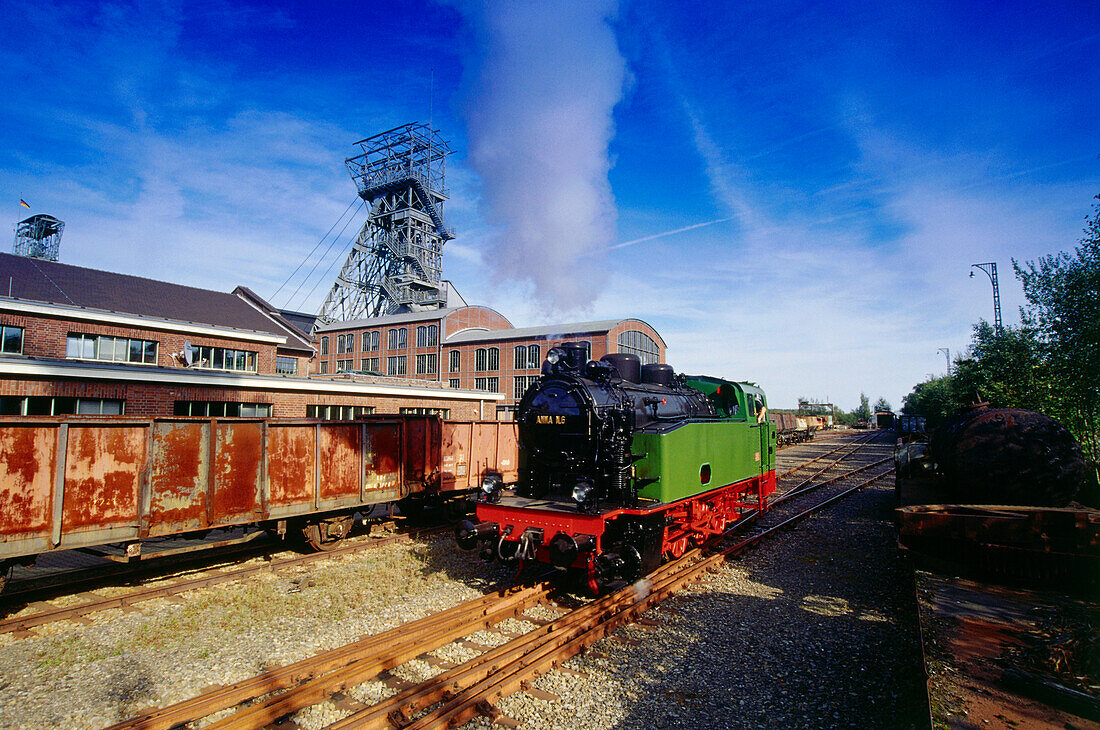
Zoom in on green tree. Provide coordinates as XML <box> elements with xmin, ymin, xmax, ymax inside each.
<box><xmin>950</xmin><ymin>322</ymin><xmax>1043</xmax><ymax>410</ymax></box>
<box><xmin>854</xmin><ymin>392</ymin><xmax>871</xmax><ymax>421</ymax></box>
<box><xmin>873</xmin><ymin>397</ymin><xmax>893</xmax><ymax>413</ymax></box>
<box><xmin>1013</xmin><ymin>195</ymin><xmax>1100</xmax><ymax>460</ymax></box>
<box><xmin>834</xmin><ymin>410</ymin><xmax>858</xmax><ymax>426</ymax></box>
<box><xmin>901</xmin><ymin>376</ymin><xmax>954</xmax><ymax>428</ymax></box>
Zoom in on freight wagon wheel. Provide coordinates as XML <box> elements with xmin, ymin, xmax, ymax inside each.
<box><xmin>302</xmin><ymin>516</ymin><xmax>354</xmax><ymax>552</ymax></box>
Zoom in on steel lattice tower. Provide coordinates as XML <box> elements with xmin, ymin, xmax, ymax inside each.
<box><xmin>13</xmin><ymin>214</ymin><xmax>64</xmax><ymax>262</ymax></box>
<box><xmin>318</xmin><ymin>123</ymin><xmax>454</xmax><ymax>323</ymax></box>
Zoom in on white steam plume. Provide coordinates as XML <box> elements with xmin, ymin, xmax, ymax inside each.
<box><xmin>457</xmin><ymin>0</ymin><xmax>626</xmax><ymax>309</ymax></box>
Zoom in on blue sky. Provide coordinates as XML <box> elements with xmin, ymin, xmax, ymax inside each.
<box><xmin>2</xmin><ymin>0</ymin><xmax>1097</xmax><ymax>409</ymax></box>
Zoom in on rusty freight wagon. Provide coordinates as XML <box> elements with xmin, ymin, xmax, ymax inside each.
<box><xmin>0</xmin><ymin>415</ymin><xmax>517</xmax><ymax>578</ymax></box>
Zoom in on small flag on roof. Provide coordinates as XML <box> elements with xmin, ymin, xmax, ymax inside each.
<box><xmin>19</xmin><ymin>199</ymin><xmax>30</xmax><ymax>208</ymax></box>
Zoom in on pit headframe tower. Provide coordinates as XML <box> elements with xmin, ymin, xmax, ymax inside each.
<box><xmin>13</xmin><ymin>214</ymin><xmax>64</xmax><ymax>262</ymax></box>
<box><xmin>318</xmin><ymin>123</ymin><xmax>454</xmax><ymax>323</ymax></box>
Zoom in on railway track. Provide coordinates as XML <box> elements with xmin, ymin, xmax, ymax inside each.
<box><xmin>107</xmin><ymin>434</ymin><xmax>895</xmax><ymax>730</ymax></box>
<box><xmin>0</xmin><ymin>522</ymin><xmax>448</xmax><ymax>638</ymax></box>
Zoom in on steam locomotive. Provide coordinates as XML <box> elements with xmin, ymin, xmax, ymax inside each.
<box><xmin>456</xmin><ymin>343</ymin><xmax>776</xmax><ymax>593</ymax></box>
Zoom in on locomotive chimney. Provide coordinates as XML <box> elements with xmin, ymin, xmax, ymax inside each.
<box><xmin>559</xmin><ymin>342</ymin><xmax>590</xmax><ymax>371</ymax></box>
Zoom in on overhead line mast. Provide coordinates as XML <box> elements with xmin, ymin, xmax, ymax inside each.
<box><xmin>317</xmin><ymin>123</ymin><xmax>454</xmax><ymax>324</ymax></box>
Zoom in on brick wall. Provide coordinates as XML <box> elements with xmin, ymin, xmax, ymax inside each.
<box><xmin>0</xmin><ymin>376</ymin><xmax>486</xmax><ymax>419</ymax></box>
<box><xmin>441</xmin><ymin>319</ymin><xmax>667</xmax><ymax>405</ymax></box>
<box><xmin>0</xmin><ymin>311</ymin><xmax>281</xmax><ymax>373</ymax></box>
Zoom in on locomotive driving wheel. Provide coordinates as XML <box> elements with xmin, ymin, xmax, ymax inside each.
<box><xmin>302</xmin><ymin>515</ymin><xmax>354</xmax><ymax>551</ymax></box>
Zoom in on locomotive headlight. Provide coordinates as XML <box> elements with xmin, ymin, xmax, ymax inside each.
<box><xmin>571</xmin><ymin>480</ymin><xmax>594</xmax><ymax>504</ymax></box>
<box><xmin>480</xmin><ymin>474</ymin><xmax>503</xmax><ymax>502</ymax></box>
<box><xmin>546</xmin><ymin>347</ymin><xmax>564</xmax><ymax>365</ymax></box>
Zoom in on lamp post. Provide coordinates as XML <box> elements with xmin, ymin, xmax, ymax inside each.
<box><xmin>970</xmin><ymin>262</ymin><xmax>1003</xmax><ymax>331</ymax></box>
<box><xmin>937</xmin><ymin>348</ymin><xmax>951</xmax><ymax>375</ymax></box>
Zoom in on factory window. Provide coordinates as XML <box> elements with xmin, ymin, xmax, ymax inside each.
<box><xmin>416</xmin><ymin>325</ymin><xmax>439</xmax><ymax>348</ymax></box>
<box><xmin>66</xmin><ymin>333</ymin><xmax>158</xmax><ymax>365</ymax></box>
<box><xmin>275</xmin><ymin>356</ymin><xmax>298</xmax><ymax>375</ymax></box>
<box><xmin>400</xmin><ymin>407</ymin><xmax>451</xmax><ymax>419</ymax></box>
<box><xmin>2</xmin><ymin>396</ymin><xmax>125</xmax><ymax>416</ymax></box>
<box><xmin>387</xmin><ymin>355</ymin><xmax>407</xmax><ymax>376</ymax></box>
<box><xmin>321</xmin><ymin>336</ymin><xmax>329</xmax><ymax>355</ymax></box>
<box><xmin>449</xmin><ymin>350</ymin><xmax>461</xmax><ymax>372</ymax></box>
<box><xmin>416</xmin><ymin>353</ymin><xmax>438</xmax><ymax>374</ymax></box>
<box><xmin>307</xmin><ymin>404</ymin><xmax>375</xmax><ymax>419</ymax></box>
<box><xmin>617</xmin><ymin>330</ymin><xmax>660</xmax><ymax>365</ymax></box>
<box><xmin>386</xmin><ymin>328</ymin><xmax>407</xmax><ymax>349</ymax></box>
<box><xmin>193</xmin><ymin>345</ymin><xmax>257</xmax><ymax>372</ymax></box>
<box><xmin>336</xmin><ymin>333</ymin><xmax>355</xmax><ymax>354</ymax></box>
<box><xmin>319</xmin><ymin>361</ymin><xmax>328</xmax><ymax>374</ymax></box>
<box><xmin>514</xmin><ymin>375</ymin><xmax>539</xmax><ymax>399</ymax></box>
<box><xmin>361</xmin><ymin>357</ymin><xmax>379</xmax><ymax>373</ymax></box>
<box><xmin>173</xmin><ymin>401</ymin><xmax>271</xmax><ymax>417</ymax></box>
<box><xmin>449</xmin><ymin>378</ymin><xmax>460</xmax><ymax>389</ymax></box>
<box><xmin>336</xmin><ymin>359</ymin><xmax>354</xmax><ymax>372</ymax></box>
<box><xmin>515</xmin><ymin>345</ymin><xmax>540</xmax><ymax>369</ymax></box>
<box><xmin>363</xmin><ymin>331</ymin><xmax>379</xmax><ymax>352</ymax></box>
<box><xmin>0</xmin><ymin>325</ymin><xmax>23</xmax><ymax>354</ymax></box>
<box><xmin>475</xmin><ymin>376</ymin><xmax>499</xmax><ymax>393</ymax></box>
<box><xmin>473</xmin><ymin>347</ymin><xmax>500</xmax><ymax>371</ymax></box>
<box><xmin>76</xmin><ymin>399</ymin><xmax>125</xmax><ymax>415</ymax></box>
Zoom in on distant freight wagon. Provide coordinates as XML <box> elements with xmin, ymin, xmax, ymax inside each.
<box><xmin>768</xmin><ymin>412</ymin><xmax>820</xmax><ymax>445</ymax></box>
<box><xmin>0</xmin><ymin>415</ymin><xmax>516</xmax><ymax>581</ymax></box>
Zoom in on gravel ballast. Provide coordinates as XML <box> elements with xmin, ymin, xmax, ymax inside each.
<box><xmin>0</xmin><ymin>534</ymin><xmax>510</xmax><ymax>729</ymax></box>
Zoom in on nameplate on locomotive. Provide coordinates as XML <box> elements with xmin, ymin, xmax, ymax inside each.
<box><xmin>535</xmin><ymin>415</ymin><xmax>567</xmax><ymax>425</ymax></box>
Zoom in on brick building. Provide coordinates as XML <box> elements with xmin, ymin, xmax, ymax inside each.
<box><xmin>314</xmin><ymin>308</ymin><xmax>666</xmax><ymax>419</ymax></box>
<box><xmin>0</xmin><ymin>253</ymin><xmax>502</xmax><ymax>419</ymax></box>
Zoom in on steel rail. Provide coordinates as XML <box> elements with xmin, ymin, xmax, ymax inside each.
<box><xmin>104</xmin><ymin>581</ymin><xmax>552</xmax><ymax>730</ymax></box>
<box><xmin>345</xmin><ymin>468</ymin><xmax>897</xmax><ymax>729</ymax></box>
<box><xmin>110</xmin><ymin>445</ymin><xmax>895</xmax><ymax>730</ymax></box>
<box><xmin>774</xmin><ymin>456</ymin><xmax>894</xmax><ymax>508</ymax></box>
<box><xmin>778</xmin><ymin>431</ymin><xmax>880</xmax><ymax>479</ymax></box>
<box><xmin>0</xmin><ymin>525</ymin><xmax>449</xmax><ymax>637</ymax></box>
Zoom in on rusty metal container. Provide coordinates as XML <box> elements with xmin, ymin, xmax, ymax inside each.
<box><xmin>0</xmin><ymin>415</ymin><xmax>517</xmax><ymax>566</ymax></box>
<box><xmin>438</xmin><ymin>420</ymin><xmax>518</xmax><ymax>493</ymax></box>
<box><xmin>897</xmin><ymin>504</ymin><xmax>1100</xmax><ymax>597</ymax></box>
